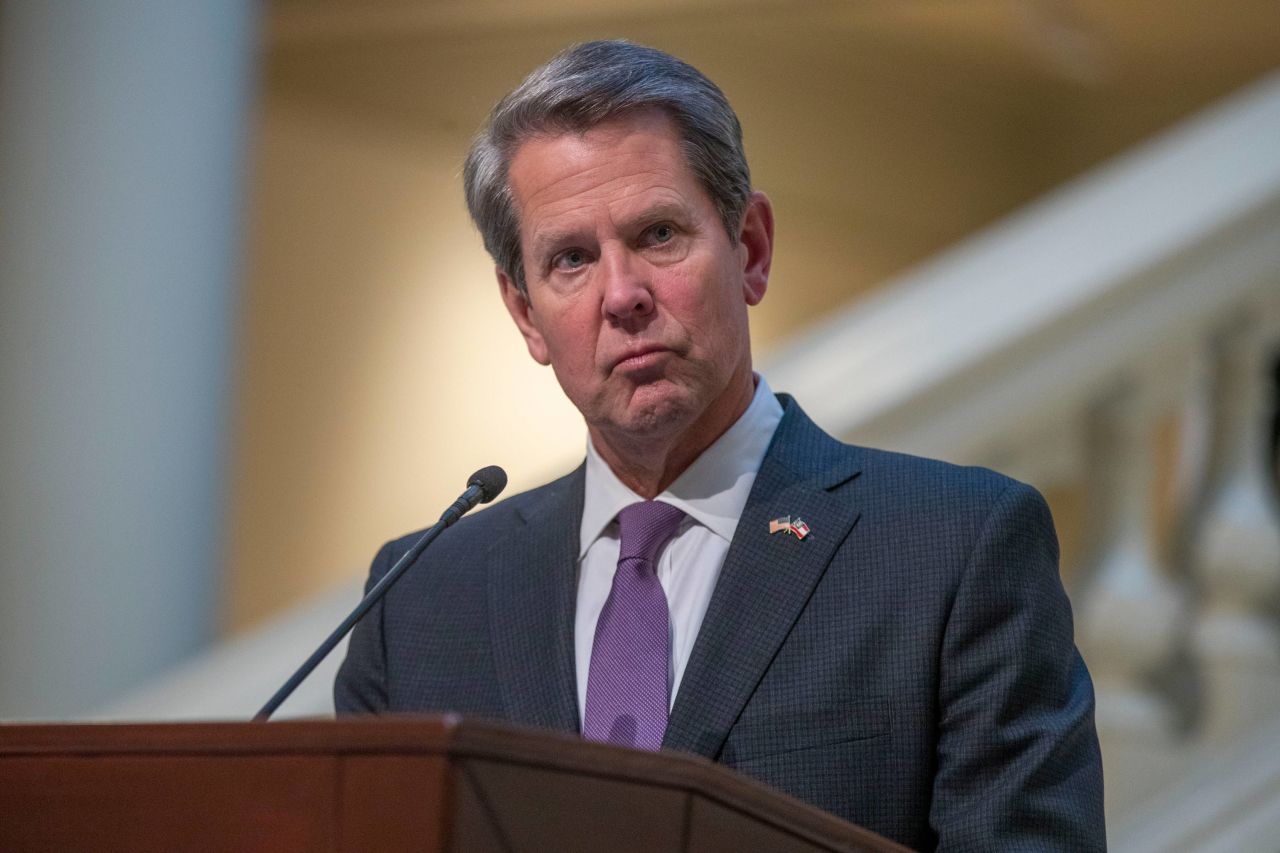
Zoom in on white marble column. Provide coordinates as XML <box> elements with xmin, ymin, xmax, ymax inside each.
<box><xmin>0</xmin><ymin>1</ymin><xmax>257</xmax><ymax>717</ymax></box>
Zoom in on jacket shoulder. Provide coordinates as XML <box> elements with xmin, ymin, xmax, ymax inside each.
<box><xmin>772</xmin><ymin>394</ymin><xmax>1027</xmax><ymax>507</ymax></box>
<box><xmin>847</xmin><ymin>443</ymin><xmax>1024</xmax><ymax>499</ymax></box>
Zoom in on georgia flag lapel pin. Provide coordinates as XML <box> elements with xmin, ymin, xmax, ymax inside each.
<box><xmin>769</xmin><ymin>516</ymin><xmax>811</xmax><ymax>540</ymax></box>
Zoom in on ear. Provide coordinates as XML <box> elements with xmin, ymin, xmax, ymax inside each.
<box><xmin>497</xmin><ymin>267</ymin><xmax>551</xmax><ymax>365</ymax></box>
<box><xmin>737</xmin><ymin>191</ymin><xmax>774</xmax><ymax>306</ymax></box>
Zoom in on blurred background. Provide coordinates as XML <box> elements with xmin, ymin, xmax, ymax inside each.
<box><xmin>1</xmin><ymin>1</ymin><xmax>1278</xmax><ymax>849</ymax></box>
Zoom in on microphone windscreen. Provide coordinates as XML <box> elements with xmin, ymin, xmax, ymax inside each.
<box><xmin>468</xmin><ymin>465</ymin><xmax>508</xmax><ymax>503</ymax></box>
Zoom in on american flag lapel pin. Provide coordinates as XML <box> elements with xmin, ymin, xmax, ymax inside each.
<box><xmin>769</xmin><ymin>516</ymin><xmax>811</xmax><ymax>540</ymax></box>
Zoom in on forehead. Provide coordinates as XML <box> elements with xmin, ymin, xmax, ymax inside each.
<box><xmin>506</xmin><ymin>110</ymin><xmax>706</xmax><ymax>234</ymax></box>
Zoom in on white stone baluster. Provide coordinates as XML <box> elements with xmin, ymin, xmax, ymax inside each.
<box><xmin>1190</xmin><ymin>306</ymin><xmax>1280</xmax><ymax>744</ymax></box>
<box><xmin>1077</xmin><ymin>379</ymin><xmax>1186</xmax><ymax>811</ymax></box>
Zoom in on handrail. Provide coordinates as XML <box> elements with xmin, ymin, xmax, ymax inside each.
<box><xmin>764</xmin><ymin>70</ymin><xmax>1280</xmax><ymax>475</ymax></box>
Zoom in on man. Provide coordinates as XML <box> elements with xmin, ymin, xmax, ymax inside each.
<box><xmin>336</xmin><ymin>40</ymin><xmax>1104</xmax><ymax>850</ymax></box>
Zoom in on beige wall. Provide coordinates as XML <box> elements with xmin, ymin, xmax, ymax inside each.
<box><xmin>230</xmin><ymin>96</ymin><xmax>574</xmax><ymax>628</ymax></box>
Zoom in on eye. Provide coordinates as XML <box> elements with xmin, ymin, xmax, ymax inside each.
<box><xmin>649</xmin><ymin>223</ymin><xmax>675</xmax><ymax>244</ymax></box>
<box><xmin>552</xmin><ymin>248</ymin><xmax>589</xmax><ymax>271</ymax></box>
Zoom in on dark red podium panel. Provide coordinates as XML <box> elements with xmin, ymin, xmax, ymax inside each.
<box><xmin>0</xmin><ymin>717</ymin><xmax>907</xmax><ymax>852</ymax></box>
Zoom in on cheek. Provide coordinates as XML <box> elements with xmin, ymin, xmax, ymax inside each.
<box><xmin>541</xmin><ymin>301</ymin><xmax>600</xmax><ymax>371</ymax></box>
<box><xmin>674</xmin><ymin>264</ymin><xmax>746</xmax><ymax>340</ymax></box>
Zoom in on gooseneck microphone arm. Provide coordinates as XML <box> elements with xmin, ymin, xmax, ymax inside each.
<box><xmin>254</xmin><ymin>466</ymin><xmax>508</xmax><ymax>721</ymax></box>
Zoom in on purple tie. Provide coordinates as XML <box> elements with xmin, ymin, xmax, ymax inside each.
<box><xmin>583</xmin><ymin>500</ymin><xmax>685</xmax><ymax>750</ymax></box>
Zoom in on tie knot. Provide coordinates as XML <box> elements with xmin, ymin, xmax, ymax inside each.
<box><xmin>617</xmin><ymin>501</ymin><xmax>686</xmax><ymax>565</ymax></box>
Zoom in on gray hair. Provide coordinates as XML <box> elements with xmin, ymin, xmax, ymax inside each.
<box><xmin>462</xmin><ymin>40</ymin><xmax>752</xmax><ymax>295</ymax></box>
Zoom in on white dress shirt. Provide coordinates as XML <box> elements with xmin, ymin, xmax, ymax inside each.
<box><xmin>575</xmin><ymin>375</ymin><xmax>784</xmax><ymax>724</ymax></box>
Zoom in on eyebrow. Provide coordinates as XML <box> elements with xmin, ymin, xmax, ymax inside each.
<box><xmin>622</xmin><ymin>201</ymin><xmax>692</xmax><ymax>232</ymax></box>
<box><xmin>528</xmin><ymin>228</ymin><xmax>587</xmax><ymax>263</ymax></box>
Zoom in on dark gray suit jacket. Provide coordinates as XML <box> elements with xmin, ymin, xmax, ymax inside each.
<box><xmin>335</xmin><ymin>396</ymin><xmax>1105</xmax><ymax>851</ymax></box>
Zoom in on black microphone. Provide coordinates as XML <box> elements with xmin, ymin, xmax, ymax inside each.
<box><xmin>254</xmin><ymin>466</ymin><xmax>508</xmax><ymax>721</ymax></box>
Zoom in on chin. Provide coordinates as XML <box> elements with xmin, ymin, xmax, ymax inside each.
<box><xmin>613</xmin><ymin>382</ymin><xmax>701</xmax><ymax>437</ymax></box>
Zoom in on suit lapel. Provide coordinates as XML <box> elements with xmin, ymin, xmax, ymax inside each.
<box><xmin>488</xmin><ymin>465</ymin><xmax>584</xmax><ymax>733</ymax></box>
<box><xmin>664</xmin><ymin>399</ymin><xmax>862</xmax><ymax>757</ymax></box>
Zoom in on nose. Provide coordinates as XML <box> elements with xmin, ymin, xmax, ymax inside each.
<box><xmin>600</xmin><ymin>247</ymin><xmax>654</xmax><ymax>323</ymax></box>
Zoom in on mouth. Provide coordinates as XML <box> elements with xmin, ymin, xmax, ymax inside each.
<box><xmin>609</xmin><ymin>345</ymin><xmax>672</xmax><ymax>375</ymax></box>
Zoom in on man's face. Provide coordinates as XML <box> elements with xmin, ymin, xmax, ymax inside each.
<box><xmin>498</xmin><ymin>110</ymin><xmax>773</xmax><ymax>449</ymax></box>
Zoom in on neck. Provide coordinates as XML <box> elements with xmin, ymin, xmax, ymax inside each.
<box><xmin>590</xmin><ymin>368</ymin><xmax>756</xmax><ymax>499</ymax></box>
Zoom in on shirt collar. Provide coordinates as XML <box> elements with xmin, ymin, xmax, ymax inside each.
<box><xmin>579</xmin><ymin>374</ymin><xmax>784</xmax><ymax>558</ymax></box>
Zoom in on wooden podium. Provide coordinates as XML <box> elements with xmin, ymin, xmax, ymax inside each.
<box><xmin>0</xmin><ymin>717</ymin><xmax>907</xmax><ymax>852</ymax></box>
